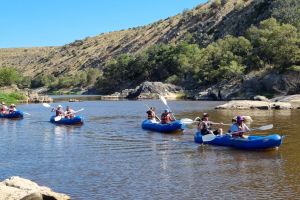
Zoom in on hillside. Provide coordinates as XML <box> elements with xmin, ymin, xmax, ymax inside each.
<box><xmin>0</xmin><ymin>0</ymin><xmax>299</xmax><ymax>99</ymax></box>
<box><xmin>0</xmin><ymin>0</ymin><xmax>271</xmax><ymax>77</ymax></box>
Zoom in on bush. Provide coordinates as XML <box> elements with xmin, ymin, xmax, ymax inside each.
<box><xmin>0</xmin><ymin>67</ymin><xmax>21</xmax><ymax>87</ymax></box>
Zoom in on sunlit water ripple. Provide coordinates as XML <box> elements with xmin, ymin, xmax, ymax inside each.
<box><xmin>0</xmin><ymin>100</ymin><xmax>299</xmax><ymax>199</ymax></box>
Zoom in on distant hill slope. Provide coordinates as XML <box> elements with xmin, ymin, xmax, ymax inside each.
<box><xmin>0</xmin><ymin>0</ymin><xmax>273</xmax><ymax>77</ymax></box>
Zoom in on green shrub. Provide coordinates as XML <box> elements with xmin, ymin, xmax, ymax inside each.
<box><xmin>0</xmin><ymin>67</ymin><xmax>21</xmax><ymax>87</ymax></box>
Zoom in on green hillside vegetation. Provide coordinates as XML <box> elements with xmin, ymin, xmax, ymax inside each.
<box><xmin>0</xmin><ymin>0</ymin><xmax>299</xmax><ymax>95</ymax></box>
<box><xmin>95</xmin><ymin>17</ymin><xmax>300</xmax><ymax>93</ymax></box>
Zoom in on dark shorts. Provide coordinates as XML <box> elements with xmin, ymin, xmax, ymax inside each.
<box><xmin>201</xmin><ymin>129</ymin><xmax>220</xmax><ymax>135</ymax></box>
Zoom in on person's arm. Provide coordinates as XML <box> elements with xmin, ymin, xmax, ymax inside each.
<box><xmin>243</xmin><ymin>124</ymin><xmax>250</xmax><ymax>132</ymax></box>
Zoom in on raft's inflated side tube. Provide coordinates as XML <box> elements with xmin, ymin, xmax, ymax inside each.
<box><xmin>0</xmin><ymin>111</ymin><xmax>24</xmax><ymax>119</ymax></box>
<box><xmin>194</xmin><ymin>132</ymin><xmax>283</xmax><ymax>150</ymax></box>
<box><xmin>50</xmin><ymin>116</ymin><xmax>84</xmax><ymax>125</ymax></box>
<box><xmin>142</xmin><ymin>120</ymin><xmax>185</xmax><ymax>133</ymax></box>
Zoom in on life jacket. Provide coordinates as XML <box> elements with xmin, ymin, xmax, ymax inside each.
<box><xmin>65</xmin><ymin>110</ymin><xmax>75</xmax><ymax>118</ymax></box>
<box><xmin>1</xmin><ymin>106</ymin><xmax>7</xmax><ymax>112</ymax></box>
<box><xmin>9</xmin><ymin>107</ymin><xmax>16</xmax><ymax>113</ymax></box>
<box><xmin>200</xmin><ymin>121</ymin><xmax>212</xmax><ymax>135</ymax></box>
<box><xmin>146</xmin><ymin>110</ymin><xmax>155</xmax><ymax>120</ymax></box>
<box><xmin>56</xmin><ymin>110</ymin><xmax>64</xmax><ymax>116</ymax></box>
<box><xmin>161</xmin><ymin>113</ymin><xmax>171</xmax><ymax>124</ymax></box>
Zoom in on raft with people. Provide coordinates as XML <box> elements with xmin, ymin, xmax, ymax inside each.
<box><xmin>50</xmin><ymin>115</ymin><xmax>84</xmax><ymax>125</ymax></box>
<box><xmin>194</xmin><ymin>132</ymin><xmax>283</xmax><ymax>150</ymax></box>
<box><xmin>0</xmin><ymin>102</ymin><xmax>24</xmax><ymax>119</ymax></box>
<box><xmin>0</xmin><ymin>110</ymin><xmax>24</xmax><ymax>119</ymax></box>
<box><xmin>42</xmin><ymin>104</ymin><xmax>84</xmax><ymax>125</ymax></box>
<box><xmin>142</xmin><ymin>119</ymin><xmax>185</xmax><ymax>133</ymax></box>
<box><xmin>142</xmin><ymin>106</ymin><xmax>185</xmax><ymax>133</ymax></box>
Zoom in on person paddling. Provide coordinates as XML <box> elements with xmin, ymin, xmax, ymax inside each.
<box><xmin>229</xmin><ymin>116</ymin><xmax>250</xmax><ymax>138</ymax></box>
<box><xmin>197</xmin><ymin>113</ymin><xmax>223</xmax><ymax>135</ymax></box>
<box><xmin>65</xmin><ymin>106</ymin><xmax>75</xmax><ymax>119</ymax></box>
<box><xmin>161</xmin><ymin>109</ymin><xmax>174</xmax><ymax>124</ymax></box>
<box><xmin>1</xmin><ymin>102</ymin><xmax>8</xmax><ymax>114</ymax></box>
<box><xmin>8</xmin><ymin>104</ymin><xmax>17</xmax><ymax>114</ymax></box>
<box><xmin>146</xmin><ymin>107</ymin><xmax>159</xmax><ymax>122</ymax></box>
<box><xmin>52</xmin><ymin>105</ymin><xmax>64</xmax><ymax>117</ymax></box>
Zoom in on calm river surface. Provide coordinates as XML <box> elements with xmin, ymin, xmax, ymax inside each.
<box><xmin>0</xmin><ymin>99</ymin><xmax>299</xmax><ymax>199</ymax></box>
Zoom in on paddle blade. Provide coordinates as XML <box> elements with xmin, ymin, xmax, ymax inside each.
<box><xmin>256</xmin><ymin>124</ymin><xmax>273</xmax><ymax>131</ymax></box>
<box><xmin>180</xmin><ymin>118</ymin><xmax>194</xmax><ymax>124</ymax></box>
<box><xmin>74</xmin><ymin>108</ymin><xmax>84</xmax><ymax>113</ymax></box>
<box><xmin>23</xmin><ymin>112</ymin><xmax>31</xmax><ymax>116</ymax></box>
<box><xmin>54</xmin><ymin>116</ymin><xmax>62</xmax><ymax>121</ymax></box>
<box><xmin>159</xmin><ymin>95</ymin><xmax>167</xmax><ymax>106</ymax></box>
<box><xmin>202</xmin><ymin>133</ymin><xmax>216</xmax><ymax>142</ymax></box>
<box><xmin>42</xmin><ymin>103</ymin><xmax>51</xmax><ymax>108</ymax></box>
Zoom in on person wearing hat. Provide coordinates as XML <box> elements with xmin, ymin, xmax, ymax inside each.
<box><xmin>197</xmin><ymin>113</ymin><xmax>223</xmax><ymax>135</ymax></box>
<box><xmin>229</xmin><ymin>116</ymin><xmax>250</xmax><ymax>138</ymax></box>
<box><xmin>160</xmin><ymin>109</ymin><xmax>174</xmax><ymax>124</ymax></box>
<box><xmin>146</xmin><ymin>107</ymin><xmax>159</xmax><ymax>122</ymax></box>
<box><xmin>8</xmin><ymin>104</ymin><xmax>17</xmax><ymax>113</ymax></box>
<box><xmin>52</xmin><ymin>105</ymin><xmax>65</xmax><ymax>117</ymax></box>
<box><xmin>1</xmin><ymin>102</ymin><xmax>8</xmax><ymax>114</ymax></box>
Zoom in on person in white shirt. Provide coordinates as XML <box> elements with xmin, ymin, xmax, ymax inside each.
<box><xmin>229</xmin><ymin>116</ymin><xmax>250</xmax><ymax>138</ymax></box>
<box><xmin>8</xmin><ymin>104</ymin><xmax>17</xmax><ymax>113</ymax></box>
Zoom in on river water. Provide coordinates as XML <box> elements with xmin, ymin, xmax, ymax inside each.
<box><xmin>0</xmin><ymin>99</ymin><xmax>299</xmax><ymax>199</ymax></box>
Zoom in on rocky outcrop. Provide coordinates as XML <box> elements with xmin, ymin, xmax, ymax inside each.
<box><xmin>191</xmin><ymin>70</ymin><xmax>300</xmax><ymax>101</ymax></box>
<box><xmin>127</xmin><ymin>82</ymin><xmax>184</xmax><ymax>99</ymax></box>
<box><xmin>24</xmin><ymin>90</ymin><xmax>53</xmax><ymax>103</ymax></box>
<box><xmin>102</xmin><ymin>82</ymin><xmax>184</xmax><ymax>99</ymax></box>
<box><xmin>215</xmin><ymin>100</ymin><xmax>294</xmax><ymax>110</ymax></box>
<box><xmin>0</xmin><ymin>176</ymin><xmax>70</xmax><ymax>200</ymax></box>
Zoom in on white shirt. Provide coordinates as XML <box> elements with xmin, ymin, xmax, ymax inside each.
<box><xmin>229</xmin><ymin>123</ymin><xmax>250</xmax><ymax>133</ymax></box>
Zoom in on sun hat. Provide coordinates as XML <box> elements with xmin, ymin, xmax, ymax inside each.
<box><xmin>236</xmin><ymin>116</ymin><xmax>244</xmax><ymax>122</ymax></box>
<box><xmin>202</xmin><ymin>113</ymin><xmax>209</xmax><ymax>117</ymax></box>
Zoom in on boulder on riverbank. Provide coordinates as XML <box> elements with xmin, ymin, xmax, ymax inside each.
<box><xmin>102</xmin><ymin>82</ymin><xmax>184</xmax><ymax>99</ymax></box>
<box><xmin>0</xmin><ymin>176</ymin><xmax>70</xmax><ymax>200</ymax></box>
<box><xmin>215</xmin><ymin>100</ymin><xmax>294</xmax><ymax>110</ymax></box>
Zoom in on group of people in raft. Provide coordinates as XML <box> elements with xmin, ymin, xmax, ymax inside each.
<box><xmin>1</xmin><ymin>102</ymin><xmax>76</xmax><ymax>119</ymax></box>
<box><xmin>51</xmin><ymin>105</ymin><xmax>76</xmax><ymax>119</ymax></box>
<box><xmin>0</xmin><ymin>102</ymin><xmax>17</xmax><ymax>114</ymax></box>
<box><xmin>146</xmin><ymin>107</ymin><xmax>250</xmax><ymax>138</ymax></box>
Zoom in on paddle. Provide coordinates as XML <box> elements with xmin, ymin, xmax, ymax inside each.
<box><xmin>42</xmin><ymin>103</ymin><xmax>61</xmax><ymax>121</ymax></box>
<box><xmin>181</xmin><ymin>117</ymin><xmax>232</xmax><ymax>125</ymax></box>
<box><xmin>23</xmin><ymin>112</ymin><xmax>31</xmax><ymax>116</ymax></box>
<box><xmin>159</xmin><ymin>95</ymin><xmax>176</xmax><ymax>120</ymax></box>
<box><xmin>141</xmin><ymin>102</ymin><xmax>161</xmax><ymax>122</ymax></box>
<box><xmin>202</xmin><ymin>124</ymin><xmax>274</xmax><ymax>142</ymax></box>
<box><xmin>58</xmin><ymin>108</ymin><xmax>85</xmax><ymax>121</ymax></box>
<box><xmin>42</xmin><ymin>103</ymin><xmax>52</xmax><ymax>108</ymax></box>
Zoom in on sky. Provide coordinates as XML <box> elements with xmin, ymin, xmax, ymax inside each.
<box><xmin>0</xmin><ymin>0</ymin><xmax>207</xmax><ymax>48</ymax></box>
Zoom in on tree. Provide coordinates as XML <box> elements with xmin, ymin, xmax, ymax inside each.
<box><xmin>246</xmin><ymin>18</ymin><xmax>300</xmax><ymax>69</ymax></box>
<box><xmin>272</xmin><ymin>0</ymin><xmax>300</xmax><ymax>29</ymax></box>
<box><xmin>0</xmin><ymin>67</ymin><xmax>21</xmax><ymax>87</ymax></box>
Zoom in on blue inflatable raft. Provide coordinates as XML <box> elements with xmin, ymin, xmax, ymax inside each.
<box><xmin>194</xmin><ymin>132</ymin><xmax>283</xmax><ymax>150</ymax></box>
<box><xmin>142</xmin><ymin>120</ymin><xmax>185</xmax><ymax>133</ymax></box>
<box><xmin>0</xmin><ymin>111</ymin><xmax>24</xmax><ymax>119</ymax></box>
<box><xmin>50</xmin><ymin>116</ymin><xmax>84</xmax><ymax>125</ymax></box>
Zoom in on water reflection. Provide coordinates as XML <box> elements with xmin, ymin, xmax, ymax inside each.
<box><xmin>0</xmin><ymin>101</ymin><xmax>298</xmax><ymax>199</ymax></box>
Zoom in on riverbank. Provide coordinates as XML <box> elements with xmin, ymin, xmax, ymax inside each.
<box><xmin>0</xmin><ymin>176</ymin><xmax>70</xmax><ymax>200</ymax></box>
<box><xmin>0</xmin><ymin>92</ymin><xmax>26</xmax><ymax>105</ymax></box>
<box><xmin>0</xmin><ymin>86</ymin><xmax>53</xmax><ymax>104</ymax></box>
